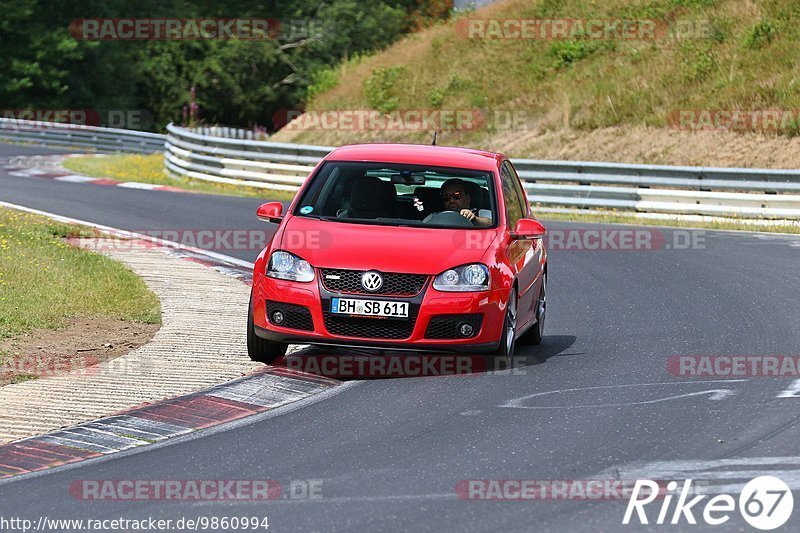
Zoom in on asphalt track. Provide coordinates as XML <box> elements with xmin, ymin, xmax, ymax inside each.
<box><xmin>1</xmin><ymin>143</ymin><xmax>800</xmax><ymax>531</ymax></box>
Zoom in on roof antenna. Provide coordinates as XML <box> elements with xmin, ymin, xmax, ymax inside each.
<box><xmin>432</xmin><ymin>131</ymin><xmax>438</xmax><ymax>146</ymax></box>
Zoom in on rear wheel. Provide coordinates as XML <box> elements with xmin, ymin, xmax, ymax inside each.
<box><xmin>247</xmin><ymin>295</ymin><xmax>287</xmax><ymax>364</ymax></box>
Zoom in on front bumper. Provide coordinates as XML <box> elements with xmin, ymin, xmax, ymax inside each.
<box><xmin>252</xmin><ymin>273</ymin><xmax>507</xmax><ymax>353</ymax></box>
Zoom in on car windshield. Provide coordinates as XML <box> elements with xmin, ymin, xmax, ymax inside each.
<box><xmin>293</xmin><ymin>161</ymin><xmax>497</xmax><ymax>229</ymax></box>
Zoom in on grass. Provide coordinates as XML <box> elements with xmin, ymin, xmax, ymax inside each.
<box><xmin>0</xmin><ymin>207</ymin><xmax>161</xmax><ymax>341</ymax></box>
<box><xmin>62</xmin><ymin>153</ymin><xmax>297</xmax><ymax>201</ymax></box>
<box><xmin>537</xmin><ymin>209</ymin><xmax>800</xmax><ymax>234</ymax></box>
<box><xmin>9</xmin><ymin>373</ymin><xmax>38</xmax><ymax>384</ymax></box>
<box><xmin>273</xmin><ymin>0</ymin><xmax>800</xmax><ymax>156</ymax></box>
<box><xmin>119</xmin><ymin>433</ymin><xmax>156</xmax><ymax>443</ymax></box>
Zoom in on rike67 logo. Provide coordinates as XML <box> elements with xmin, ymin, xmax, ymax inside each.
<box><xmin>624</xmin><ymin>476</ymin><xmax>794</xmax><ymax>530</ymax></box>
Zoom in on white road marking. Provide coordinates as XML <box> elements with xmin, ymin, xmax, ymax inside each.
<box><xmin>597</xmin><ymin>456</ymin><xmax>800</xmax><ymax>494</ymax></box>
<box><xmin>54</xmin><ymin>175</ymin><xmax>98</xmax><ymax>183</ymax></box>
<box><xmin>35</xmin><ymin>435</ymin><xmax>116</xmax><ymax>454</ymax></box>
<box><xmin>777</xmin><ymin>378</ymin><xmax>800</xmax><ymax>398</ymax></box>
<box><xmin>117</xmin><ymin>182</ymin><xmax>160</xmax><ymax>189</ymax></box>
<box><xmin>500</xmin><ymin>380</ymin><xmax>746</xmax><ymax>409</ymax></box>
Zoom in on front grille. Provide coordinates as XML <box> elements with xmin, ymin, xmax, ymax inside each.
<box><xmin>425</xmin><ymin>314</ymin><xmax>483</xmax><ymax>339</ymax></box>
<box><xmin>266</xmin><ymin>300</ymin><xmax>314</xmax><ymax>331</ymax></box>
<box><xmin>321</xmin><ymin>269</ymin><xmax>427</xmax><ymax>296</ymax></box>
<box><xmin>323</xmin><ymin>314</ymin><xmax>416</xmax><ymax>340</ymax></box>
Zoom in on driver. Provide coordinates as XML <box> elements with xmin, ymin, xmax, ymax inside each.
<box><xmin>440</xmin><ymin>178</ymin><xmax>492</xmax><ymax>227</ymax></box>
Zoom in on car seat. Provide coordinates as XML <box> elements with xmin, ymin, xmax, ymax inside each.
<box><xmin>412</xmin><ymin>186</ymin><xmax>443</xmax><ymax>219</ymax></box>
<box><xmin>340</xmin><ymin>176</ymin><xmax>396</xmax><ymax>219</ymax></box>
<box><xmin>463</xmin><ymin>181</ymin><xmax>491</xmax><ymax>210</ymax></box>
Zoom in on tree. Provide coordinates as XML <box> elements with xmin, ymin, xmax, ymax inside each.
<box><xmin>0</xmin><ymin>0</ymin><xmax>451</xmax><ymax>130</ymax></box>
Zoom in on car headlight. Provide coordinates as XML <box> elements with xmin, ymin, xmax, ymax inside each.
<box><xmin>433</xmin><ymin>263</ymin><xmax>490</xmax><ymax>292</ymax></box>
<box><xmin>266</xmin><ymin>251</ymin><xmax>315</xmax><ymax>282</ymax></box>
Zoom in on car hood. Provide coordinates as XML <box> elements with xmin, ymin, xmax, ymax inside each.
<box><xmin>279</xmin><ymin>216</ymin><xmax>498</xmax><ymax>275</ymax></box>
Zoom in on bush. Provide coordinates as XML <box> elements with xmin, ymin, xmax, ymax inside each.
<box><xmin>429</xmin><ymin>87</ymin><xmax>446</xmax><ymax>108</ymax></box>
<box><xmin>681</xmin><ymin>42</ymin><xmax>716</xmax><ymax>81</ymax></box>
<box><xmin>308</xmin><ymin>68</ymin><xmax>341</xmax><ymax>103</ymax></box>
<box><xmin>364</xmin><ymin>67</ymin><xmax>404</xmax><ymax>113</ymax></box>
<box><xmin>743</xmin><ymin>20</ymin><xmax>777</xmax><ymax>49</ymax></box>
<box><xmin>550</xmin><ymin>40</ymin><xmax>601</xmax><ymax>68</ymax></box>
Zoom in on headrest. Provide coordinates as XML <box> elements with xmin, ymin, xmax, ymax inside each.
<box><xmin>463</xmin><ymin>181</ymin><xmax>490</xmax><ymax>210</ymax></box>
<box><xmin>351</xmin><ymin>176</ymin><xmax>395</xmax><ymax>210</ymax></box>
<box><xmin>413</xmin><ymin>186</ymin><xmax>442</xmax><ymax>211</ymax></box>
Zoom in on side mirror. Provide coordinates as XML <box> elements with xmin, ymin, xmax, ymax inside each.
<box><xmin>511</xmin><ymin>218</ymin><xmax>546</xmax><ymax>240</ymax></box>
<box><xmin>257</xmin><ymin>202</ymin><xmax>283</xmax><ymax>223</ymax></box>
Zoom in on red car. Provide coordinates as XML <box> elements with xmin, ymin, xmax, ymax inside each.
<box><xmin>248</xmin><ymin>143</ymin><xmax>547</xmax><ymax>363</ymax></box>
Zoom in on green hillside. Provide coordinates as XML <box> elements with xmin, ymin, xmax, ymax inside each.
<box><xmin>273</xmin><ymin>0</ymin><xmax>800</xmax><ymax>168</ymax></box>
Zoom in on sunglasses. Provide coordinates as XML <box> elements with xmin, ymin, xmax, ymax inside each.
<box><xmin>441</xmin><ymin>191</ymin><xmax>464</xmax><ymax>201</ymax></box>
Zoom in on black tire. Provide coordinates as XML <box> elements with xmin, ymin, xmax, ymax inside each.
<box><xmin>520</xmin><ymin>273</ymin><xmax>546</xmax><ymax>346</ymax></box>
<box><xmin>493</xmin><ymin>287</ymin><xmax>517</xmax><ymax>360</ymax></box>
<box><xmin>247</xmin><ymin>296</ymin><xmax>287</xmax><ymax>364</ymax></box>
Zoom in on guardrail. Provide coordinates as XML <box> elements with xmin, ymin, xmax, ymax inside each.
<box><xmin>514</xmin><ymin>160</ymin><xmax>800</xmax><ymax>219</ymax></box>
<box><xmin>0</xmin><ymin>118</ymin><xmax>164</xmax><ymax>154</ymax></box>
<box><xmin>182</xmin><ymin>125</ymin><xmax>270</xmax><ymax>141</ymax></box>
<box><xmin>164</xmin><ymin>123</ymin><xmax>330</xmax><ymax>192</ymax></box>
<box><xmin>165</xmin><ymin>123</ymin><xmax>800</xmax><ymax>219</ymax></box>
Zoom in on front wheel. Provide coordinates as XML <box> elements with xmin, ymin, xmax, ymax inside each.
<box><xmin>247</xmin><ymin>295</ymin><xmax>287</xmax><ymax>364</ymax></box>
<box><xmin>520</xmin><ymin>273</ymin><xmax>546</xmax><ymax>346</ymax></box>
<box><xmin>493</xmin><ymin>287</ymin><xmax>517</xmax><ymax>359</ymax></box>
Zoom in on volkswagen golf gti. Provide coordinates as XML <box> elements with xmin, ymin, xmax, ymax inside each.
<box><xmin>248</xmin><ymin>143</ymin><xmax>547</xmax><ymax>363</ymax></box>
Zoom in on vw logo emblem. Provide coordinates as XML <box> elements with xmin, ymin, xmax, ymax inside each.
<box><xmin>361</xmin><ymin>271</ymin><xmax>383</xmax><ymax>292</ymax></box>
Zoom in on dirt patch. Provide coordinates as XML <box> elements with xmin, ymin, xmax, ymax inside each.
<box><xmin>501</xmin><ymin>126</ymin><xmax>800</xmax><ymax>168</ymax></box>
<box><xmin>273</xmin><ymin>121</ymin><xmax>800</xmax><ymax>170</ymax></box>
<box><xmin>0</xmin><ymin>318</ymin><xmax>159</xmax><ymax>386</ymax></box>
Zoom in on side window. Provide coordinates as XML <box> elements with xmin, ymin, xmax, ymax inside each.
<box><xmin>500</xmin><ymin>163</ymin><xmax>524</xmax><ymax>228</ymax></box>
<box><xmin>506</xmin><ymin>162</ymin><xmax>530</xmax><ymax>218</ymax></box>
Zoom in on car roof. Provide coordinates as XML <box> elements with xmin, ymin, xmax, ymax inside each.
<box><xmin>324</xmin><ymin>143</ymin><xmax>505</xmax><ymax>172</ymax></box>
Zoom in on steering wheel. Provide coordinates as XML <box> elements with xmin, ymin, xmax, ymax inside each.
<box><xmin>422</xmin><ymin>210</ymin><xmax>475</xmax><ymax>227</ymax></box>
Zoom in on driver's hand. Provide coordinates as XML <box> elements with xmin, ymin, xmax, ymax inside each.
<box><xmin>460</xmin><ymin>209</ymin><xmax>476</xmax><ymax>221</ymax></box>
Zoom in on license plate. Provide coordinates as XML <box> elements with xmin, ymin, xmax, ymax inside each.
<box><xmin>331</xmin><ymin>298</ymin><xmax>409</xmax><ymax>319</ymax></box>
